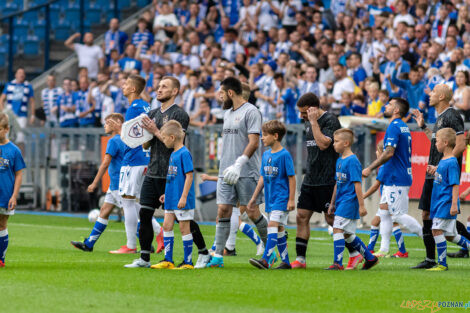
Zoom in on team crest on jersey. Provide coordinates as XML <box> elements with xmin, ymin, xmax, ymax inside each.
<box><xmin>437</xmin><ymin>120</ymin><xmax>442</xmax><ymax>128</ymax></box>
<box><xmin>163</xmin><ymin>115</ymin><xmax>169</xmax><ymax>124</ymax></box>
<box><xmin>128</xmin><ymin>122</ymin><xmax>143</xmax><ymax>138</ymax></box>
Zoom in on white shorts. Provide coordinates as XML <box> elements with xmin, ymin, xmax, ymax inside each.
<box><xmin>333</xmin><ymin>216</ymin><xmax>357</xmax><ymax>235</ymax></box>
<box><xmin>268</xmin><ymin>210</ymin><xmax>289</xmax><ymax>226</ymax></box>
<box><xmin>165</xmin><ymin>209</ymin><xmax>195</xmax><ymax>221</ymax></box>
<box><xmin>104</xmin><ymin>189</ymin><xmax>123</xmax><ymax>208</ymax></box>
<box><xmin>432</xmin><ymin>218</ymin><xmax>458</xmax><ymax>237</ymax></box>
<box><xmin>16</xmin><ymin>117</ymin><xmax>27</xmax><ymax>143</ymax></box>
<box><xmin>380</xmin><ymin>186</ymin><xmax>409</xmax><ymax>220</ymax></box>
<box><xmin>0</xmin><ymin>207</ymin><xmax>14</xmax><ymax>216</ymax></box>
<box><xmin>119</xmin><ymin>165</ymin><xmax>147</xmax><ymax>197</ymax></box>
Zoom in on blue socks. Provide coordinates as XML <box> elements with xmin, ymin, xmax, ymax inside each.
<box><xmin>453</xmin><ymin>234</ymin><xmax>470</xmax><ymax>250</ymax></box>
<box><xmin>0</xmin><ymin>229</ymin><xmax>8</xmax><ymax>263</ymax></box>
<box><xmin>84</xmin><ymin>217</ymin><xmax>108</xmax><ymax>248</ymax></box>
<box><xmin>393</xmin><ymin>226</ymin><xmax>406</xmax><ymax>254</ymax></box>
<box><xmin>347</xmin><ymin>235</ymin><xmax>375</xmax><ymax>261</ymax></box>
<box><xmin>164</xmin><ymin>231</ymin><xmax>174</xmax><ymax>263</ymax></box>
<box><xmin>277</xmin><ymin>231</ymin><xmax>289</xmax><ymax>265</ymax></box>
<box><xmin>333</xmin><ymin>233</ymin><xmax>345</xmax><ymax>266</ymax></box>
<box><xmin>182</xmin><ymin>234</ymin><xmax>193</xmax><ymax>265</ymax></box>
<box><xmin>240</xmin><ymin>222</ymin><xmax>261</xmax><ymax>246</ymax></box>
<box><xmin>462</xmin><ymin>222</ymin><xmax>470</xmax><ymax>251</ymax></box>
<box><xmin>435</xmin><ymin>235</ymin><xmax>447</xmax><ymax>267</ymax></box>
<box><xmin>368</xmin><ymin>226</ymin><xmax>379</xmax><ymax>251</ymax></box>
<box><xmin>262</xmin><ymin>227</ymin><xmax>277</xmax><ymax>262</ymax></box>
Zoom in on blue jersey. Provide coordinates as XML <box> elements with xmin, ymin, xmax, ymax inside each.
<box><xmin>73</xmin><ymin>90</ymin><xmax>95</xmax><ymax>126</ymax></box>
<box><xmin>2</xmin><ymin>80</ymin><xmax>34</xmax><ymax>117</ymax></box>
<box><xmin>335</xmin><ymin>154</ymin><xmax>362</xmax><ymax>220</ymax></box>
<box><xmin>106</xmin><ymin>134</ymin><xmax>126</xmax><ymax>191</ymax></box>
<box><xmin>382</xmin><ymin>118</ymin><xmax>412</xmax><ymax>186</ymax></box>
<box><xmin>164</xmin><ymin>146</ymin><xmax>195</xmax><ymax>211</ymax></box>
<box><xmin>122</xmin><ymin>99</ymin><xmax>150</xmax><ymax>167</ymax></box>
<box><xmin>0</xmin><ymin>142</ymin><xmax>26</xmax><ymax>208</ymax></box>
<box><xmin>260</xmin><ymin>148</ymin><xmax>295</xmax><ymax>213</ymax></box>
<box><xmin>430</xmin><ymin>157</ymin><xmax>460</xmax><ymax>220</ymax></box>
<box><xmin>279</xmin><ymin>88</ymin><xmax>299</xmax><ymax>124</ymax></box>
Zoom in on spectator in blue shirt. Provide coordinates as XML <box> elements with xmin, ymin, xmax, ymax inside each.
<box><xmin>391</xmin><ymin>62</ymin><xmax>425</xmax><ymax>114</ymax></box>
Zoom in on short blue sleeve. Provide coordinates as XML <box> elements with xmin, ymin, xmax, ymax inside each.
<box><xmin>448</xmin><ymin>160</ymin><xmax>460</xmax><ymax>186</ymax></box>
<box><xmin>12</xmin><ymin>148</ymin><xmax>26</xmax><ymax>172</ymax></box>
<box><xmin>29</xmin><ymin>85</ymin><xmax>34</xmax><ymax>97</ymax></box>
<box><xmin>118</xmin><ymin>59</ymin><xmax>125</xmax><ymax>69</ymax></box>
<box><xmin>384</xmin><ymin>123</ymin><xmax>400</xmax><ymax>148</ymax></box>
<box><xmin>349</xmin><ymin>158</ymin><xmax>362</xmax><ymax>182</ymax></box>
<box><xmin>181</xmin><ymin>150</ymin><xmax>194</xmax><ymax>174</ymax></box>
<box><xmin>379</xmin><ymin>63</ymin><xmax>387</xmax><ymax>74</ymax></box>
<box><xmin>2</xmin><ymin>84</ymin><xmax>8</xmax><ymax>94</ymax></box>
<box><xmin>106</xmin><ymin>138</ymin><xmax>118</xmax><ymax>158</ymax></box>
<box><xmin>260</xmin><ymin>152</ymin><xmax>267</xmax><ymax>176</ymax></box>
<box><xmin>284</xmin><ymin>152</ymin><xmax>295</xmax><ymax>176</ymax></box>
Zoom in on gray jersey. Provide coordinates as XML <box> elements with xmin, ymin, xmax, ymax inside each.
<box><xmin>219</xmin><ymin>103</ymin><xmax>262</xmax><ymax>179</ymax></box>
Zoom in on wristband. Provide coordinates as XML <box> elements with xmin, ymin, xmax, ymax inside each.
<box><xmin>420</xmin><ymin>123</ymin><xmax>427</xmax><ymax>130</ymax></box>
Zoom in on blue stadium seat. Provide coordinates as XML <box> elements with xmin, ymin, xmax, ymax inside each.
<box><xmin>95</xmin><ymin>0</ymin><xmax>110</xmax><ymax>9</ymax></box>
<box><xmin>65</xmin><ymin>7</ymin><xmax>81</xmax><ymax>21</ymax></box>
<box><xmin>85</xmin><ymin>5</ymin><xmax>102</xmax><ymax>24</ymax></box>
<box><xmin>0</xmin><ymin>49</ymin><xmax>6</xmax><ymax>68</ymax></box>
<box><xmin>22</xmin><ymin>10</ymin><xmax>39</xmax><ymax>22</ymax></box>
<box><xmin>32</xmin><ymin>20</ymin><xmax>47</xmax><ymax>40</ymax></box>
<box><xmin>49</xmin><ymin>6</ymin><xmax>62</xmax><ymax>27</ymax></box>
<box><xmin>117</xmin><ymin>0</ymin><xmax>131</xmax><ymax>9</ymax></box>
<box><xmin>1</xmin><ymin>4</ymin><xmax>19</xmax><ymax>17</ymax></box>
<box><xmin>0</xmin><ymin>35</ymin><xmax>18</xmax><ymax>55</ymax></box>
<box><xmin>136</xmin><ymin>0</ymin><xmax>150</xmax><ymax>7</ymax></box>
<box><xmin>24</xmin><ymin>37</ymin><xmax>40</xmax><ymax>56</ymax></box>
<box><xmin>13</xmin><ymin>21</ymin><xmax>30</xmax><ymax>40</ymax></box>
<box><xmin>70</xmin><ymin>20</ymin><xmax>91</xmax><ymax>33</ymax></box>
<box><xmin>54</xmin><ymin>23</ymin><xmax>72</xmax><ymax>41</ymax></box>
<box><xmin>12</xmin><ymin>0</ymin><xmax>24</xmax><ymax>10</ymax></box>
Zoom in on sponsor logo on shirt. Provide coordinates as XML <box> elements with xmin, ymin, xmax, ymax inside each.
<box><xmin>264</xmin><ymin>165</ymin><xmax>279</xmax><ymax>177</ymax></box>
<box><xmin>0</xmin><ymin>157</ymin><xmax>10</xmax><ymax>169</ymax></box>
<box><xmin>306</xmin><ymin>140</ymin><xmax>317</xmax><ymax>147</ymax></box>
<box><xmin>400</xmin><ymin>127</ymin><xmax>410</xmax><ymax>133</ymax></box>
<box><xmin>336</xmin><ymin>172</ymin><xmax>348</xmax><ymax>183</ymax></box>
<box><xmin>434</xmin><ymin>172</ymin><xmax>442</xmax><ymax>184</ymax></box>
<box><xmin>224</xmin><ymin>128</ymin><xmax>239</xmax><ymax>135</ymax></box>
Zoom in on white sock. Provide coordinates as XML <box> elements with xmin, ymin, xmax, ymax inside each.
<box><xmin>379</xmin><ymin>209</ymin><xmax>392</xmax><ymax>253</ymax></box>
<box><xmin>152</xmin><ymin>218</ymin><xmax>162</xmax><ymax>236</ymax></box>
<box><xmin>394</xmin><ymin>214</ymin><xmax>423</xmax><ymax>237</ymax></box>
<box><xmin>122</xmin><ymin>199</ymin><xmax>139</xmax><ymax>249</ymax></box>
<box><xmin>225</xmin><ymin>211</ymin><xmax>240</xmax><ymax>250</ymax></box>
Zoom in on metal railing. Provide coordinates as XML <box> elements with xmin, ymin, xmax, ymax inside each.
<box><xmin>20</xmin><ymin>123</ymin><xmax>381</xmax><ymax>211</ymax></box>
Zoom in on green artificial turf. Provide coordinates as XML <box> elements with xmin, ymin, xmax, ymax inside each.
<box><xmin>1</xmin><ymin>214</ymin><xmax>469</xmax><ymax>313</ymax></box>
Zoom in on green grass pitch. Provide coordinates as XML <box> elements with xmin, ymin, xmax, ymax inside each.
<box><xmin>1</xmin><ymin>214</ymin><xmax>470</xmax><ymax>313</ymax></box>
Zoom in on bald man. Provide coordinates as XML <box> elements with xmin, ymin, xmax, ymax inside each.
<box><xmin>412</xmin><ymin>84</ymin><xmax>468</xmax><ymax>268</ymax></box>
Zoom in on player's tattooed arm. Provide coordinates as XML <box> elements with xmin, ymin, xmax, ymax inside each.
<box><xmin>362</xmin><ymin>146</ymin><xmax>395</xmax><ymax>177</ymax></box>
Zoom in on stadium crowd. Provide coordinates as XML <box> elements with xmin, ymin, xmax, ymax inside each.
<box><xmin>2</xmin><ymin>0</ymin><xmax>470</xmax><ymax>135</ymax></box>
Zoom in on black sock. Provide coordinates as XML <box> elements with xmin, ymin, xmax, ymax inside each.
<box><xmin>345</xmin><ymin>241</ymin><xmax>355</xmax><ymax>254</ymax></box>
<box><xmin>423</xmin><ymin>219</ymin><xmax>435</xmax><ymax>261</ymax></box>
<box><xmin>139</xmin><ymin>209</ymin><xmax>155</xmax><ymax>262</ymax></box>
<box><xmin>456</xmin><ymin>220</ymin><xmax>470</xmax><ymax>241</ymax></box>
<box><xmin>190</xmin><ymin>220</ymin><xmax>208</xmax><ymax>255</ymax></box>
<box><xmin>296</xmin><ymin>237</ymin><xmax>308</xmax><ymax>258</ymax></box>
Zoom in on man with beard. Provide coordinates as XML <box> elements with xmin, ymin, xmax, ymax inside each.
<box><xmin>125</xmin><ymin>76</ymin><xmax>210</xmax><ymax>269</ymax></box>
<box><xmin>206</xmin><ymin>77</ymin><xmax>268</xmax><ymax>268</ymax></box>
<box><xmin>411</xmin><ymin>84</ymin><xmax>470</xmax><ymax>267</ymax></box>
<box><xmin>363</xmin><ymin>98</ymin><xmax>423</xmax><ymax>258</ymax></box>
<box><xmin>292</xmin><ymin>92</ymin><xmax>364</xmax><ymax>270</ymax></box>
